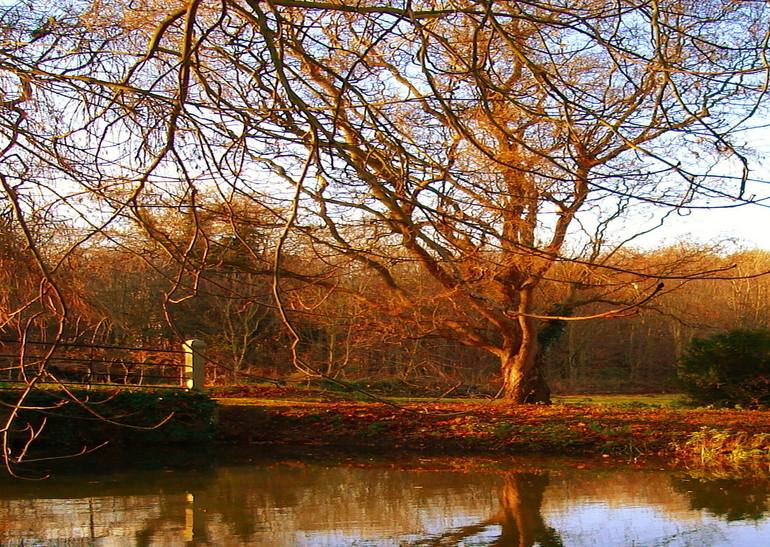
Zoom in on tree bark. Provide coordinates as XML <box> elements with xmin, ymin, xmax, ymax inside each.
<box><xmin>500</xmin><ymin>343</ymin><xmax>551</xmax><ymax>404</ymax></box>
<box><xmin>496</xmin><ymin>288</ymin><xmax>552</xmax><ymax>403</ymax></box>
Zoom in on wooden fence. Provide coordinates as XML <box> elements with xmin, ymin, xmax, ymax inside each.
<box><xmin>0</xmin><ymin>339</ymin><xmax>207</xmax><ymax>391</ymax></box>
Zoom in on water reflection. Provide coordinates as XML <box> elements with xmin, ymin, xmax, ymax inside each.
<box><xmin>671</xmin><ymin>475</ymin><xmax>770</xmax><ymax>522</ymax></box>
<box><xmin>0</xmin><ymin>451</ymin><xmax>768</xmax><ymax>546</ymax></box>
<box><xmin>413</xmin><ymin>472</ymin><xmax>563</xmax><ymax>546</ymax></box>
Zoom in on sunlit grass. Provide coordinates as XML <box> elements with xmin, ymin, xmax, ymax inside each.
<box><xmin>214</xmin><ymin>397</ymin><xmax>328</xmax><ymax>406</ymax></box>
<box><xmin>212</xmin><ymin>389</ymin><xmax>689</xmax><ymax>409</ymax></box>
<box><xmin>383</xmin><ymin>394</ymin><xmax>688</xmax><ymax>408</ymax></box>
<box><xmin>553</xmin><ymin>393</ymin><xmax>687</xmax><ymax>408</ymax></box>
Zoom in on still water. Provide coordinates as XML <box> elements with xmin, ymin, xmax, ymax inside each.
<box><xmin>0</xmin><ymin>449</ymin><xmax>768</xmax><ymax>546</ymax></box>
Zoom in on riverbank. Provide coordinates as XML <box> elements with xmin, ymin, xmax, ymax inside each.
<box><xmin>3</xmin><ymin>386</ymin><xmax>768</xmax><ymax>470</ymax></box>
<box><xmin>214</xmin><ymin>388</ymin><xmax>770</xmax><ymax>469</ymax></box>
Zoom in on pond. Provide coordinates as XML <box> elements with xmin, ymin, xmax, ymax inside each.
<box><xmin>0</xmin><ymin>448</ymin><xmax>768</xmax><ymax>546</ymax></box>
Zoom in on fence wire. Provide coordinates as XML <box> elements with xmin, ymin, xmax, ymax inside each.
<box><xmin>0</xmin><ymin>339</ymin><xmax>191</xmax><ymax>390</ymax></box>
<box><xmin>0</xmin><ymin>339</ymin><xmax>184</xmax><ymax>354</ymax></box>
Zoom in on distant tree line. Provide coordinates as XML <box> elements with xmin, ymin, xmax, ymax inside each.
<box><xmin>3</xmin><ymin>205</ymin><xmax>768</xmax><ymax>393</ymax></box>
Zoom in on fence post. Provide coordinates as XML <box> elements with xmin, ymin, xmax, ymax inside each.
<box><xmin>183</xmin><ymin>339</ymin><xmax>206</xmax><ymax>391</ymax></box>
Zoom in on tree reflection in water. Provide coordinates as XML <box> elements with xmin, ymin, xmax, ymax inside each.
<box><xmin>1</xmin><ymin>453</ymin><xmax>770</xmax><ymax>545</ymax></box>
<box><xmin>671</xmin><ymin>475</ymin><xmax>770</xmax><ymax>522</ymax></box>
<box><xmin>414</xmin><ymin>472</ymin><xmax>563</xmax><ymax>546</ymax></box>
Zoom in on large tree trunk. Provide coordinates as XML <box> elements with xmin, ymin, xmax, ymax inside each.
<box><xmin>500</xmin><ymin>301</ymin><xmax>551</xmax><ymax>404</ymax></box>
<box><xmin>500</xmin><ymin>325</ymin><xmax>551</xmax><ymax>403</ymax></box>
<box><xmin>501</xmin><ymin>350</ymin><xmax>551</xmax><ymax>404</ymax></box>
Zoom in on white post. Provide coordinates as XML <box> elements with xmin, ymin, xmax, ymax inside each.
<box><xmin>183</xmin><ymin>339</ymin><xmax>206</xmax><ymax>391</ymax></box>
<box><xmin>184</xmin><ymin>493</ymin><xmax>195</xmax><ymax>542</ymax></box>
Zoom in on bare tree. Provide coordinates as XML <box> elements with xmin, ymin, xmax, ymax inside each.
<box><xmin>1</xmin><ymin>0</ymin><xmax>769</xmax><ymax>407</ymax></box>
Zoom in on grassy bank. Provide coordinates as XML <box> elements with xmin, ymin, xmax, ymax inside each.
<box><xmin>213</xmin><ymin>386</ymin><xmax>770</xmax><ymax>470</ymax></box>
<box><xmin>3</xmin><ymin>386</ymin><xmax>768</xmax><ymax>471</ymax></box>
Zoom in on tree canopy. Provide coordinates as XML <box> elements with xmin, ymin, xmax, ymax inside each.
<box><xmin>1</xmin><ymin>0</ymin><xmax>769</xmax><ymax>406</ymax></box>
